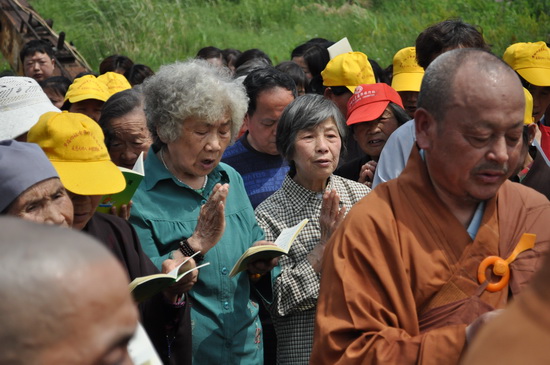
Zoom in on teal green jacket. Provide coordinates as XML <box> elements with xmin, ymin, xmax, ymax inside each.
<box><xmin>130</xmin><ymin>148</ymin><xmax>265</xmax><ymax>364</ymax></box>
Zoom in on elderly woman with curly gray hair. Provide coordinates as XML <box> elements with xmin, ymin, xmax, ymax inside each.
<box><xmin>130</xmin><ymin>59</ymin><xmax>276</xmax><ymax>364</ymax></box>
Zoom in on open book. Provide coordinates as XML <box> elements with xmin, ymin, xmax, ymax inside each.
<box><xmin>96</xmin><ymin>152</ymin><xmax>145</xmax><ymax>214</ymax></box>
<box><xmin>129</xmin><ymin>252</ymin><xmax>210</xmax><ymax>302</ymax></box>
<box><xmin>229</xmin><ymin>218</ymin><xmax>309</xmax><ymax>277</ymax></box>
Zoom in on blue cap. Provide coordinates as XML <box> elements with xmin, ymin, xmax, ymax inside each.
<box><xmin>0</xmin><ymin>140</ymin><xmax>59</xmax><ymax>212</ymax></box>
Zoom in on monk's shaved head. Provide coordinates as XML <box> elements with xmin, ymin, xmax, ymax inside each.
<box><xmin>0</xmin><ymin>217</ymin><xmax>137</xmax><ymax>364</ymax></box>
<box><xmin>417</xmin><ymin>48</ymin><xmax>521</xmax><ymax>124</ymax></box>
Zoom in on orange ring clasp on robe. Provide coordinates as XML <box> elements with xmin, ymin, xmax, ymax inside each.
<box><xmin>477</xmin><ymin>233</ymin><xmax>536</xmax><ymax>293</ymax></box>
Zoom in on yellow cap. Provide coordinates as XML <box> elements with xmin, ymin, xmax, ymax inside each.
<box><xmin>523</xmin><ymin>87</ymin><xmax>534</xmax><ymax>125</ymax></box>
<box><xmin>503</xmin><ymin>42</ymin><xmax>550</xmax><ymax>87</ymax></box>
<box><xmin>27</xmin><ymin>111</ymin><xmax>126</xmax><ymax>195</ymax></box>
<box><xmin>98</xmin><ymin>72</ymin><xmax>132</xmax><ymax>96</ymax></box>
<box><xmin>391</xmin><ymin>47</ymin><xmax>424</xmax><ymax>92</ymax></box>
<box><xmin>321</xmin><ymin>52</ymin><xmax>376</xmax><ymax>93</ymax></box>
<box><xmin>64</xmin><ymin>75</ymin><xmax>111</xmax><ymax>103</ymax></box>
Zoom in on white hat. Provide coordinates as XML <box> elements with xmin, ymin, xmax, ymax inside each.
<box><xmin>0</xmin><ymin>77</ymin><xmax>60</xmax><ymax>140</ymax></box>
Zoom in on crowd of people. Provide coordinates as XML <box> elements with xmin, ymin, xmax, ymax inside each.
<box><xmin>1</xmin><ymin>17</ymin><xmax>550</xmax><ymax>365</ymax></box>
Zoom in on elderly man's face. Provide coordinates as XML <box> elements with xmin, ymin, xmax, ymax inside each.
<box><xmin>416</xmin><ymin>69</ymin><xmax>524</xmax><ymax>208</ymax></box>
<box><xmin>7</xmin><ymin>178</ymin><xmax>73</xmax><ymax>227</ymax></box>
<box><xmin>107</xmin><ymin>107</ymin><xmax>152</xmax><ymax>170</ymax></box>
<box><xmin>245</xmin><ymin>87</ymin><xmax>295</xmax><ymax>155</ymax></box>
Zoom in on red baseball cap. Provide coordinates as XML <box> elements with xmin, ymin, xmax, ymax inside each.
<box><xmin>346</xmin><ymin>83</ymin><xmax>403</xmax><ymax>126</ymax></box>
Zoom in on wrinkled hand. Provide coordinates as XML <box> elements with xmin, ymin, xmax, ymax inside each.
<box><xmin>109</xmin><ymin>201</ymin><xmax>133</xmax><ymax>220</ymax></box>
<box><xmin>319</xmin><ymin>189</ymin><xmax>346</xmax><ymax>245</ymax></box>
<box><xmin>161</xmin><ymin>256</ymin><xmax>198</xmax><ymax>303</ymax></box>
<box><xmin>358</xmin><ymin>160</ymin><xmax>377</xmax><ymax>188</ymax></box>
<box><xmin>247</xmin><ymin>240</ymin><xmax>279</xmax><ymax>279</ymax></box>
<box><xmin>307</xmin><ymin>190</ymin><xmax>346</xmax><ymax>273</ymax></box>
<box><xmin>465</xmin><ymin>309</ymin><xmax>504</xmax><ymax>345</ymax></box>
<box><xmin>188</xmin><ymin>183</ymin><xmax>228</xmax><ymax>255</ymax></box>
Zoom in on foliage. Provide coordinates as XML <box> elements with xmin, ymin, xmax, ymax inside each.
<box><xmin>24</xmin><ymin>0</ymin><xmax>550</xmax><ymax>72</ymax></box>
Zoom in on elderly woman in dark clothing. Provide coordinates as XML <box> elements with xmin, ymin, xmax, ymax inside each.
<box><xmin>26</xmin><ymin>111</ymin><xmax>196</xmax><ymax>364</ymax></box>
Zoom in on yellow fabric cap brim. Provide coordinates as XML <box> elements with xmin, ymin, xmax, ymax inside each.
<box><xmin>391</xmin><ymin>72</ymin><xmax>424</xmax><ymax>92</ymax></box>
<box><xmin>67</xmin><ymin>93</ymin><xmax>109</xmax><ymax>103</ymax></box>
<box><xmin>516</xmin><ymin>68</ymin><xmax>550</xmax><ymax>87</ymax></box>
<box><xmin>51</xmin><ymin>160</ymin><xmax>126</xmax><ymax>196</ymax></box>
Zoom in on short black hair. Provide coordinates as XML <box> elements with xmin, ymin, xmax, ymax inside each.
<box><xmin>242</xmin><ymin>67</ymin><xmax>297</xmax><ymax>116</ymax></box>
<box><xmin>415</xmin><ymin>18</ymin><xmax>490</xmax><ymax>70</ymax></box>
<box><xmin>99</xmin><ymin>55</ymin><xmax>134</xmax><ymax>75</ymax></box>
<box><xmin>38</xmin><ymin>76</ymin><xmax>71</xmax><ymax>97</ymax></box>
<box><xmin>124</xmin><ymin>64</ymin><xmax>154</xmax><ymax>86</ymax></box>
<box><xmin>291</xmin><ymin>38</ymin><xmax>332</xmax><ymax>59</ymax></box>
<box><xmin>275</xmin><ymin>61</ymin><xmax>308</xmax><ymax>93</ymax></box>
<box><xmin>20</xmin><ymin>40</ymin><xmax>54</xmax><ymax>62</ymax></box>
<box><xmin>196</xmin><ymin>46</ymin><xmax>223</xmax><ymax>60</ymax></box>
<box><xmin>234</xmin><ymin>49</ymin><xmax>272</xmax><ymax>71</ymax></box>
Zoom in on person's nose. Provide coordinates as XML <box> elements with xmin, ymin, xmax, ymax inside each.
<box><xmin>205</xmin><ymin>134</ymin><xmax>222</xmax><ymax>152</ymax></box>
<box><xmin>42</xmin><ymin>204</ymin><xmax>67</xmax><ymax>226</ymax></box>
<box><xmin>487</xmin><ymin>136</ymin><xmax>509</xmax><ymax>165</ymax></box>
<box><xmin>316</xmin><ymin>136</ymin><xmax>329</xmax><ymax>153</ymax></box>
<box><xmin>366</xmin><ymin>121</ymin><xmax>382</xmax><ymax>135</ymax></box>
<box><xmin>121</xmin><ymin>147</ymin><xmax>138</xmax><ymax>163</ymax></box>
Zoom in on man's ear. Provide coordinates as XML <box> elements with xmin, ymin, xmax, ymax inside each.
<box><xmin>243</xmin><ymin>113</ymin><xmax>250</xmax><ymax>129</ymax></box>
<box><xmin>414</xmin><ymin>108</ymin><xmax>435</xmax><ymax>150</ymax></box>
<box><xmin>527</xmin><ymin>123</ymin><xmax>537</xmax><ymax>145</ymax></box>
<box><xmin>323</xmin><ymin>87</ymin><xmax>333</xmax><ymax>101</ymax></box>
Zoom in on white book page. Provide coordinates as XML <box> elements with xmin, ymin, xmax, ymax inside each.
<box><xmin>274</xmin><ymin>219</ymin><xmax>308</xmax><ymax>252</ymax></box>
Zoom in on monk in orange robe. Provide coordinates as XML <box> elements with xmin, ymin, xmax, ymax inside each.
<box><xmin>311</xmin><ymin>49</ymin><xmax>550</xmax><ymax>365</ymax></box>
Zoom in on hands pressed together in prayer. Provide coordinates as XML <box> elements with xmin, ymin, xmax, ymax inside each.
<box><xmin>358</xmin><ymin>160</ymin><xmax>377</xmax><ymax>188</ymax></box>
<box><xmin>307</xmin><ymin>189</ymin><xmax>346</xmax><ymax>273</ymax></box>
<box><xmin>187</xmin><ymin>183</ymin><xmax>228</xmax><ymax>255</ymax></box>
<box><xmin>162</xmin><ymin>183</ymin><xmax>228</xmax><ymax>301</ymax></box>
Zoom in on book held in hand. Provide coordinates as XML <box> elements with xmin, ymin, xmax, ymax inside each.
<box><xmin>96</xmin><ymin>152</ymin><xmax>144</xmax><ymax>214</ymax></box>
<box><xmin>129</xmin><ymin>251</ymin><xmax>210</xmax><ymax>302</ymax></box>
<box><xmin>229</xmin><ymin>218</ymin><xmax>309</xmax><ymax>277</ymax></box>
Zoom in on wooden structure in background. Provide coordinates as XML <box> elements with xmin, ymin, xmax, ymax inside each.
<box><xmin>0</xmin><ymin>0</ymin><xmax>91</xmax><ymax>79</ymax></box>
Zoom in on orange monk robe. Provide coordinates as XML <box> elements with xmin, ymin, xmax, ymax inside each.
<box><xmin>311</xmin><ymin>147</ymin><xmax>550</xmax><ymax>365</ymax></box>
<box><xmin>460</xmin><ymin>286</ymin><xmax>550</xmax><ymax>365</ymax></box>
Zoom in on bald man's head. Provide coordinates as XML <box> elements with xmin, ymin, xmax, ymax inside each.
<box><xmin>0</xmin><ymin>217</ymin><xmax>138</xmax><ymax>364</ymax></box>
<box><xmin>417</xmin><ymin>48</ymin><xmax>521</xmax><ymax>124</ymax></box>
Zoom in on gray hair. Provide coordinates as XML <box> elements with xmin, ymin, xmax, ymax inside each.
<box><xmin>276</xmin><ymin>94</ymin><xmax>346</xmax><ymax>164</ymax></box>
<box><xmin>141</xmin><ymin>59</ymin><xmax>248</xmax><ymax>146</ymax></box>
<box><xmin>417</xmin><ymin>48</ymin><xmax>516</xmax><ymax>123</ymax></box>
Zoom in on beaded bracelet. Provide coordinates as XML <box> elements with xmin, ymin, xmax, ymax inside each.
<box><xmin>178</xmin><ymin>238</ymin><xmax>204</xmax><ymax>263</ymax></box>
